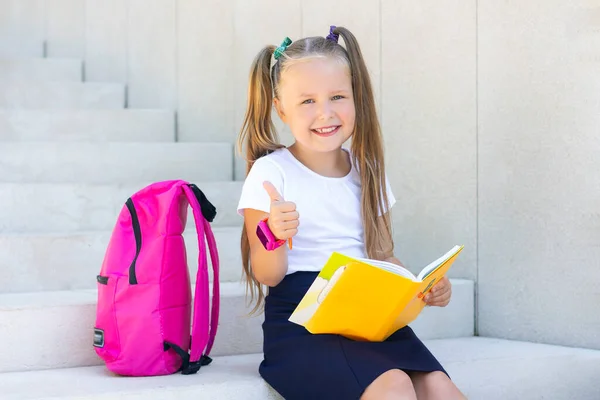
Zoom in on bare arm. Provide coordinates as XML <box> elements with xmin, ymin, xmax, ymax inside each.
<box><xmin>375</xmin><ymin>213</ymin><xmax>406</xmax><ymax>267</ymax></box>
<box><xmin>243</xmin><ymin>208</ymin><xmax>289</xmax><ymax>287</ymax></box>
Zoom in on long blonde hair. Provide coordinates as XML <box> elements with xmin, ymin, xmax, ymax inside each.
<box><xmin>237</xmin><ymin>26</ymin><xmax>393</xmax><ymax>314</ymax></box>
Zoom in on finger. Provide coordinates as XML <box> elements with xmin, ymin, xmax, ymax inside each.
<box><xmin>280</xmin><ymin>210</ymin><xmax>299</xmax><ymax>221</ymax></box>
<box><xmin>430</xmin><ymin>277</ymin><xmax>450</xmax><ymax>295</ymax></box>
<box><xmin>270</xmin><ymin>218</ymin><xmax>299</xmax><ymax>233</ymax></box>
<box><xmin>428</xmin><ymin>298</ymin><xmax>449</xmax><ymax>307</ymax></box>
<box><xmin>427</xmin><ymin>285</ymin><xmax>451</xmax><ymax>302</ymax></box>
<box><xmin>431</xmin><ymin>283</ymin><xmax>450</xmax><ymax>296</ymax></box>
<box><xmin>276</xmin><ymin>201</ymin><xmax>297</xmax><ymax>213</ymax></box>
<box><xmin>424</xmin><ymin>286</ymin><xmax>449</xmax><ymax>303</ymax></box>
<box><xmin>432</xmin><ymin>276</ymin><xmax>449</xmax><ymax>290</ymax></box>
<box><xmin>276</xmin><ymin>228</ymin><xmax>298</xmax><ymax>240</ymax></box>
<box><xmin>281</xmin><ymin>219</ymin><xmax>300</xmax><ymax>230</ymax></box>
<box><xmin>263</xmin><ymin>181</ymin><xmax>283</xmax><ymax>202</ymax></box>
<box><xmin>426</xmin><ymin>289</ymin><xmax>451</xmax><ymax>306</ymax></box>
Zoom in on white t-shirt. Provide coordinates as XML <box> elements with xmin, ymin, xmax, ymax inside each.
<box><xmin>236</xmin><ymin>147</ymin><xmax>396</xmax><ymax>275</ymax></box>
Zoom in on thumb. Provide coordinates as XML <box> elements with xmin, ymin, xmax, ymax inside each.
<box><xmin>263</xmin><ymin>181</ymin><xmax>283</xmax><ymax>203</ymax></box>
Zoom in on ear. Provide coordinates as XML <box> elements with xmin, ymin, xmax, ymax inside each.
<box><xmin>273</xmin><ymin>97</ymin><xmax>287</xmax><ymax>123</ymax></box>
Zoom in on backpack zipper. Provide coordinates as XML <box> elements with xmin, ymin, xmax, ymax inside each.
<box><xmin>125</xmin><ymin>198</ymin><xmax>142</xmax><ymax>285</ymax></box>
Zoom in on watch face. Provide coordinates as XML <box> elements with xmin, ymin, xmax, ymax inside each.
<box><xmin>256</xmin><ymin>225</ymin><xmax>269</xmax><ymax>245</ymax></box>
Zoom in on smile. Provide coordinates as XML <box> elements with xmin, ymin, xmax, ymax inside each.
<box><xmin>311</xmin><ymin>126</ymin><xmax>340</xmax><ymax>137</ymax></box>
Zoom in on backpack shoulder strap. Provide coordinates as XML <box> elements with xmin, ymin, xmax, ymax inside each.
<box><xmin>180</xmin><ymin>183</ymin><xmax>220</xmax><ymax>374</ymax></box>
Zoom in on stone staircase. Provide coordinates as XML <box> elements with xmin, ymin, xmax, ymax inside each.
<box><xmin>1</xmin><ymin>22</ymin><xmax>599</xmax><ymax>400</ymax></box>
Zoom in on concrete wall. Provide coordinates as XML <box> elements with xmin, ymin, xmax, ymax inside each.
<box><xmin>477</xmin><ymin>0</ymin><xmax>600</xmax><ymax>349</ymax></box>
<box><xmin>2</xmin><ymin>0</ymin><xmax>599</xmax><ymax>349</ymax></box>
<box><xmin>382</xmin><ymin>0</ymin><xmax>477</xmax><ymax>284</ymax></box>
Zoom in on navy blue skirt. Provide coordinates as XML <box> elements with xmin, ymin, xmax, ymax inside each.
<box><xmin>259</xmin><ymin>271</ymin><xmax>448</xmax><ymax>400</ymax></box>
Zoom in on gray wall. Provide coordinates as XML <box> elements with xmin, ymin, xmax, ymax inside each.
<box><xmin>477</xmin><ymin>0</ymin><xmax>600</xmax><ymax>349</ymax></box>
<box><xmin>2</xmin><ymin>0</ymin><xmax>598</xmax><ymax>349</ymax></box>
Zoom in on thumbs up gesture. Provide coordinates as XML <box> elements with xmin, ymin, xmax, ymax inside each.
<box><xmin>263</xmin><ymin>181</ymin><xmax>299</xmax><ymax>242</ymax></box>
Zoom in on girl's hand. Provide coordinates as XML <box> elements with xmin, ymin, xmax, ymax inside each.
<box><xmin>424</xmin><ymin>276</ymin><xmax>452</xmax><ymax>307</ymax></box>
<box><xmin>263</xmin><ymin>181</ymin><xmax>299</xmax><ymax>241</ymax></box>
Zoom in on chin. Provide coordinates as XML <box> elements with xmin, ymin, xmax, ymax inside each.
<box><xmin>308</xmin><ymin>140</ymin><xmax>348</xmax><ymax>153</ymax></box>
<box><xmin>308</xmin><ymin>134</ymin><xmax>351</xmax><ymax>152</ymax></box>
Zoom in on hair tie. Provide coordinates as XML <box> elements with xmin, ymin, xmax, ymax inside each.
<box><xmin>326</xmin><ymin>25</ymin><xmax>339</xmax><ymax>43</ymax></box>
<box><xmin>274</xmin><ymin>37</ymin><xmax>292</xmax><ymax>60</ymax></box>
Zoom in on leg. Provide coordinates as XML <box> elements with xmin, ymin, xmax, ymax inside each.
<box><xmin>409</xmin><ymin>371</ymin><xmax>467</xmax><ymax>400</ymax></box>
<box><xmin>360</xmin><ymin>369</ymin><xmax>417</xmax><ymax>400</ymax></box>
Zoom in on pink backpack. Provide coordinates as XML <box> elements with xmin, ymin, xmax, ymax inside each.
<box><xmin>93</xmin><ymin>180</ymin><xmax>220</xmax><ymax>376</ymax></box>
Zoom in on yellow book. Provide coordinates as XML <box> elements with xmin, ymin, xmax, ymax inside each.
<box><xmin>288</xmin><ymin>245</ymin><xmax>464</xmax><ymax>342</ymax></box>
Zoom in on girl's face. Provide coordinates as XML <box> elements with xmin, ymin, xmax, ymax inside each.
<box><xmin>274</xmin><ymin>57</ymin><xmax>355</xmax><ymax>154</ymax></box>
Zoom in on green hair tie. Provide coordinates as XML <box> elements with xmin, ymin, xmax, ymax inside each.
<box><xmin>274</xmin><ymin>37</ymin><xmax>292</xmax><ymax>60</ymax></box>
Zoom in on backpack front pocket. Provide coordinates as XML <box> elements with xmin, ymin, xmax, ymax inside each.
<box><xmin>93</xmin><ymin>275</ymin><xmax>121</xmax><ymax>363</ymax></box>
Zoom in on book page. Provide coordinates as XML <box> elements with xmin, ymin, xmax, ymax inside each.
<box><xmin>356</xmin><ymin>258</ymin><xmax>418</xmax><ymax>281</ymax></box>
<box><xmin>417</xmin><ymin>245</ymin><xmax>464</xmax><ymax>281</ymax></box>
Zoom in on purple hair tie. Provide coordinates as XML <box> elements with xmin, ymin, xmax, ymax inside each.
<box><xmin>326</xmin><ymin>25</ymin><xmax>339</xmax><ymax>43</ymax></box>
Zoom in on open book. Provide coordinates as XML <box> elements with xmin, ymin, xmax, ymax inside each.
<box><xmin>289</xmin><ymin>245</ymin><xmax>464</xmax><ymax>342</ymax></box>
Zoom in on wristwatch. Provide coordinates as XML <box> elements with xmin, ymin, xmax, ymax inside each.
<box><xmin>256</xmin><ymin>218</ymin><xmax>286</xmax><ymax>251</ymax></box>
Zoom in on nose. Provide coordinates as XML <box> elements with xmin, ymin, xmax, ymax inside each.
<box><xmin>317</xmin><ymin>100</ymin><xmax>335</xmax><ymax>120</ymax></box>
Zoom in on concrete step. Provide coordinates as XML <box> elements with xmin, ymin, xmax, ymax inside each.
<box><xmin>0</xmin><ymin>283</ymin><xmax>261</xmax><ymax>374</ymax></box>
<box><xmin>0</xmin><ymin>227</ymin><xmax>244</xmax><ymax>293</ymax></box>
<box><xmin>0</xmin><ymin>280</ymin><xmax>474</xmax><ymax>374</ymax></box>
<box><xmin>1</xmin><ymin>337</ymin><xmax>599</xmax><ymax>400</ymax></box>
<box><xmin>0</xmin><ymin>182</ymin><xmax>242</xmax><ymax>233</ymax></box>
<box><xmin>0</xmin><ymin>40</ymin><xmax>43</xmax><ymax>58</ymax></box>
<box><xmin>0</xmin><ymin>58</ymin><xmax>82</xmax><ymax>82</ymax></box>
<box><xmin>0</xmin><ymin>82</ymin><xmax>124</xmax><ymax>109</ymax></box>
<box><xmin>0</xmin><ymin>110</ymin><xmax>175</xmax><ymax>142</ymax></box>
<box><xmin>428</xmin><ymin>337</ymin><xmax>600</xmax><ymax>400</ymax></box>
<box><xmin>0</xmin><ymin>143</ymin><xmax>233</xmax><ymax>183</ymax></box>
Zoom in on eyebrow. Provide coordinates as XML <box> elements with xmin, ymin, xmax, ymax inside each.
<box><xmin>298</xmin><ymin>90</ymin><xmax>350</xmax><ymax>97</ymax></box>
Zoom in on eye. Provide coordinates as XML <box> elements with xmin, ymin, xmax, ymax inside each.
<box><xmin>332</xmin><ymin>95</ymin><xmax>345</xmax><ymax>100</ymax></box>
<box><xmin>301</xmin><ymin>99</ymin><xmax>314</xmax><ymax>104</ymax></box>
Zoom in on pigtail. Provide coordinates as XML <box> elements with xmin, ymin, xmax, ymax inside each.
<box><xmin>237</xmin><ymin>45</ymin><xmax>285</xmax><ymax>172</ymax></box>
<box><xmin>335</xmin><ymin>27</ymin><xmax>394</xmax><ymax>260</ymax></box>
<box><xmin>237</xmin><ymin>45</ymin><xmax>284</xmax><ymax>314</ymax></box>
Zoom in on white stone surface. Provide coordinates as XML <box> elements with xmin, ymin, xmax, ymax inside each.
<box><xmin>0</xmin><ymin>280</ymin><xmax>473</xmax><ymax>373</ymax></box>
<box><xmin>381</xmin><ymin>0</ymin><xmax>478</xmax><ymax>281</ymax></box>
<box><xmin>0</xmin><ymin>58</ymin><xmax>82</xmax><ymax>82</ymax></box>
<box><xmin>127</xmin><ymin>0</ymin><xmax>177</xmax><ymax>109</ymax></box>
<box><xmin>410</xmin><ymin>279</ymin><xmax>474</xmax><ymax>340</ymax></box>
<box><xmin>45</xmin><ymin>0</ymin><xmax>85</xmax><ymax>58</ymax></box>
<box><xmin>0</xmin><ymin>110</ymin><xmax>174</xmax><ymax>142</ymax></box>
<box><xmin>477</xmin><ymin>0</ymin><xmax>600</xmax><ymax>348</ymax></box>
<box><xmin>0</xmin><ymin>82</ymin><xmax>125</xmax><ymax>109</ymax></box>
<box><xmin>85</xmin><ymin>0</ymin><xmax>128</xmax><ymax>83</ymax></box>
<box><xmin>0</xmin><ymin>283</ymin><xmax>264</xmax><ymax>374</ymax></box>
<box><xmin>0</xmin><ymin>1</ymin><xmax>45</xmax><ymax>53</ymax></box>
<box><xmin>0</xmin><ymin>182</ymin><xmax>242</xmax><ymax>232</ymax></box>
<box><xmin>176</xmin><ymin>0</ymin><xmax>235</xmax><ymax>142</ymax></box>
<box><xmin>0</xmin><ymin>39</ymin><xmax>43</xmax><ymax>58</ymax></box>
<box><xmin>0</xmin><ymin>353</ymin><xmax>280</xmax><ymax>400</ymax></box>
<box><xmin>1</xmin><ymin>337</ymin><xmax>600</xmax><ymax>399</ymax></box>
<box><xmin>0</xmin><ymin>143</ymin><xmax>232</xmax><ymax>183</ymax></box>
<box><xmin>0</xmin><ymin>227</ymin><xmax>244</xmax><ymax>292</ymax></box>
<box><xmin>429</xmin><ymin>337</ymin><xmax>600</xmax><ymax>400</ymax></box>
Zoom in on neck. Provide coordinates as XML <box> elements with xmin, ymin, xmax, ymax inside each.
<box><xmin>288</xmin><ymin>143</ymin><xmax>350</xmax><ymax>178</ymax></box>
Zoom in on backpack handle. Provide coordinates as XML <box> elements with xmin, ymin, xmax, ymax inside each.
<box><xmin>181</xmin><ymin>183</ymin><xmax>220</xmax><ymax>373</ymax></box>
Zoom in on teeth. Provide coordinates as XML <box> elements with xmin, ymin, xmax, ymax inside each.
<box><xmin>315</xmin><ymin>126</ymin><xmax>337</xmax><ymax>134</ymax></box>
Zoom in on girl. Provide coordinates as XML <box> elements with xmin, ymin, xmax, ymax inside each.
<box><xmin>236</xmin><ymin>26</ymin><xmax>466</xmax><ymax>400</ymax></box>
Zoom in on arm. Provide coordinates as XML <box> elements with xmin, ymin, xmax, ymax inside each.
<box><xmin>375</xmin><ymin>213</ymin><xmax>406</xmax><ymax>267</ymax></box>
<box><xmin>237</xmin><ymin>158</ymin><xmax>293</xmax><ymax>287</ymax></box>
<box><xmin>243</xmin><ymin>208</ymin><xmax>289</xmax><ymax>287</ymax></box>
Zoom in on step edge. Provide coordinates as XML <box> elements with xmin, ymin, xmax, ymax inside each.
<box><xmin>0</xmin><ymin>279</ymin><xmax>473</xmax><ymax>309</ymax></box>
